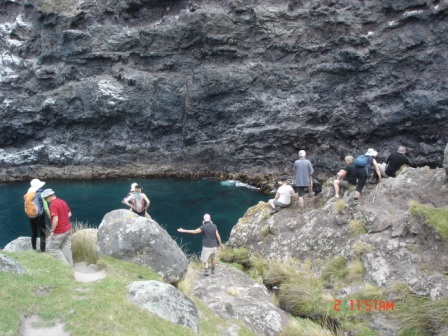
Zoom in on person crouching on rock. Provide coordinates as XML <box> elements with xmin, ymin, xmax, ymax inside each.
<box><xmin>177</xmin><ymin>214</ymin><xmax>223</xmax><ymax>276</ymax></box>
<box><xmin>268</xmin><ymin>176</ymin><xmax>297</xmax><ymax>214</ymax></box>
<box><xmin>333</xmin><ymin>155</ymin><xmax>357</xmax><ymax>198</ymax></box>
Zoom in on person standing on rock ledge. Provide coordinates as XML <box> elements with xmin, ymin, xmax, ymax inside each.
<box><xmin>177</xmin><ymin>214</ymin><xmax>223</xmax><ymax>276</ymax></box>
<box><xmin>41</xmin><ymin>189</ymin><xmax>73</xmax><ymax>266</ymax></box>
<box><xmin>23</xmin><ymin>178</ymin><xmax>50</xmax><ymax>253</ymax></box>
<box><xmin>293</xmin><ymin>150</ymin><xmax>314</xmax><ymax>209</ymax></box>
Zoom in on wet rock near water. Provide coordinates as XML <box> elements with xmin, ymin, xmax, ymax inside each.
<box><xmin>0</xmin><ymin>1</ymin><xmax>447</xmax><ymax>181</ymax></box>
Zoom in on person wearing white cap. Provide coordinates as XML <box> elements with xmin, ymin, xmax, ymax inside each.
<box><xmin>353</xmin><ymin>148</ymin><xmax>382</xmax><ymax>204</ymax></box>
<box><xmin>41</xmin><ymin>189</ymin><xmax>73</xmax><ymax>266</ymax></box>
<box><xmin>177</xmin><ymin>214</ymin><xmax>223</xmax><ymax>276</ymax></box>
<box><xmin>23</xmin><ymin>179</ymin><xmax>50</xmax><ymax>252</ymax></box>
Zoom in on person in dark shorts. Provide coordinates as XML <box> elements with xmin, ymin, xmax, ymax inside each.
<box><xmin>293</xmin><ymin>150</ymin><xmax>314</xmax><ymax>208</ymax></box>
<box><xmin>177</xmin><ymin>214</ymin><xmax>223</xmax><ymax>276</ymax></box>
<box><xmin>333</xmin><ymin>155</ymin><xmax>357</xmax><ymax>198</ymax></box>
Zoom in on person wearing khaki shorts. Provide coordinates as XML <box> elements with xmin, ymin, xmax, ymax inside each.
<box><xmin>177</xmin><ymin>214</ymin><xmax>223</xmax><ymax>276</ymax></box>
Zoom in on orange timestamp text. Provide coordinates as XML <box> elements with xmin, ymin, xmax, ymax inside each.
<box><xmin>334</xmin><ymin>299</ymin><xmax>394</xmax><ymax>311</ymax></box>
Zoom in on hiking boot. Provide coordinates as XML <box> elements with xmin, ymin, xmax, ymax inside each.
<box><xmin>353</xmin><ymin>198</ymin><xmax>360</xmax><ymax>205</ymax></box>
<box><xmin>211</xmin><ymin>267</ymin><xmax>215</xmax><ymax>274</ymax></box>
<box><xmin>204</xmin><ymin>269</ymin><xmax>209</xmax><ymax>276</ymax></box>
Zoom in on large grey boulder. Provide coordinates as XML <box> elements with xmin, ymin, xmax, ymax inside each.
<box><xmin>192</xmin><ymin>263</ymin><xmax>292</xmax><ymax>336</ymax></box>
<box><xmin>0</xmin><ymin>254</ymin><xmax>27</xmax><ymax>274</ymax></box>
<box><xmin>128</xmin><ymin>280</ymin><xmax>199</xmax><ymax>333</ymax></box>
<box><xmin>3</xmin><ymin>236</ymin><xmax>40</xmax><ymax>252</ymax></box>
<box><xmin>97</xmin><ymin>209</ymin><xmax>188</xmax><ymax>283</ymax></box>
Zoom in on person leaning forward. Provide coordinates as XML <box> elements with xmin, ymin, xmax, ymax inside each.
<box><xmin>177</xmin><ymin>214</ymin><xmax>223</xmax><ymax>276</ymax></box>
<box><xmin>333</xmin><ymin>155</ymin><xmax>357</xmax><ymax>198</ymax></box>
<box><xmin>41</xmin><ymin>189</ymin><xmax>73</xmax><ymax>266</ymax></box>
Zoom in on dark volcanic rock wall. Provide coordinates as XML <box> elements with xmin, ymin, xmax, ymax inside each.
<box><xmin>1</xmin><ymin>0</ymin><xmax>447</xmax><ymax>180</ymax></box>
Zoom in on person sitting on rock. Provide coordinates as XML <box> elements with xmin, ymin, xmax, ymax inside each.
<box><xmin>124</xmin><ymin>185</ymin><xmax>150</xmax><ymax>217</ymax></box>
<box><xmin>268</xmin><ymin>177</ymin><xmax>297</xmax><ymax>214</ymax></box>
<box><xmin>333</xmin><ymin>155</ymin><xmax>357</xmax><ymax>198</ymax></box>
<box><xmin>378</xmin><ymin>146</ymin><xmax>414</xmax><ymax>177</ymax></box>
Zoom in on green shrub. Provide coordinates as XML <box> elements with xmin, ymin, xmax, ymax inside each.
<box><xmin>409</xmin><ymin>201</ymin><xmax>448</xmax><ymax>240</ymax></box>
<box><xmin>396</xmin><ymin>294</ymin><xmax>448</xmax><ymax>335</ymax></box>
<box><xmin>278</xmin><ymin>272</ymin><xmax>326</xmax><ymax>318</ymax></box>
<box><xmin>263</xmin><ymin>261</ymin><xmax>296</xmax><ymax>288</ymax></box>
<box><xmin>322</xmin><ymin>256</ymin><xmax>348</xmax><ymax>282</ymax></box>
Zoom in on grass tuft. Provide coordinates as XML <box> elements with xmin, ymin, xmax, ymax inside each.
<box><xmin>333</xmin><ymin>199</ymin><xmax>346</xmax><ymax>213</ymax></box>
<box><xmin>279</xmin><ymin>318</ymin><xmax>333</xmax><ymax>336</ymax></box>
<box><xmin>346</xmin><ymin>258</ymin><xmax>365</xmax><ymax>283</ymax></box>
<box><xmin>348</xmin><ymin>219</ymin><xmax>367</xmax><ymax>237</ymax></box>
<box><xmin>71</xmin><ymin>221</ymin><xmax>98</xmax><ymax>264</ymax></box>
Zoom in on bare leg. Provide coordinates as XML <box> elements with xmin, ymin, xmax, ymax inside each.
<box><xmin>334</xmin><ymin>180</ymin><xmax>340</xmax><ymax>197</ymax></box>
<box><xmin>299</xmin><ymin>197</ymin><xmax>304</xmax><ymax>208</ymax></box>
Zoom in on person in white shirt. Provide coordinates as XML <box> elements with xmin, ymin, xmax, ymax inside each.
<box><xmin>268</xmin><ymin>177</ymin><xmax>297</xmax><ymax>214</ymax></box>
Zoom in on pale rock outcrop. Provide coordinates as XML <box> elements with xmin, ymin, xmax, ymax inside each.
<box><xmin>229</xmin><ymin>167</ymin><xmax>448</xmax><ymax>298</ymax></box>
<box><xmin>128</xmin><ymin>280</ymin><xmax>199</xmax><ymax>333</ymax></box>
<box><xmin>3</xmin><ymin>236</ymin><xmax>40</xmax><ymax>252</ymax></box>
<box><xmin>0</xmin><ymin>253</ymin><xmax>27</xmax><ymax>274</ymax></box>
<box><xmin>97</xmin><ymin>209</ymin><xmax>188</xmax><ymax>283</ymax></box>
<box><xmin>192</xmin><ymin>263</ymin><xmax>292</xmax><ymax>336</ymax></box>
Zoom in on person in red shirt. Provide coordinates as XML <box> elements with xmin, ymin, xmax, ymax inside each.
<box><xmin>42</xmin><ymin>189</ymin><xmax>73</xmax><ymax>266</ymax></box>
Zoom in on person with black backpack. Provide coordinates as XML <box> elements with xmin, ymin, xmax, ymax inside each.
<box><xmin>353</xmin><ymin>148</ymin><xmax>382</xmax><ymax>205</ymax></box>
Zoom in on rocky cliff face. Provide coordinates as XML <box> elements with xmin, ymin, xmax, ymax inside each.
<box><xmin>1</xmin><ymin>0</ymin><xmax>447</xmax><ymax>181</ymax></box>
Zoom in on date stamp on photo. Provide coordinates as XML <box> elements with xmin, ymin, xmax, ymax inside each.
<box><xmin>334</xmin><ymin>299</ymin><xmax>395</xmax><ymax>311</ymax></box>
